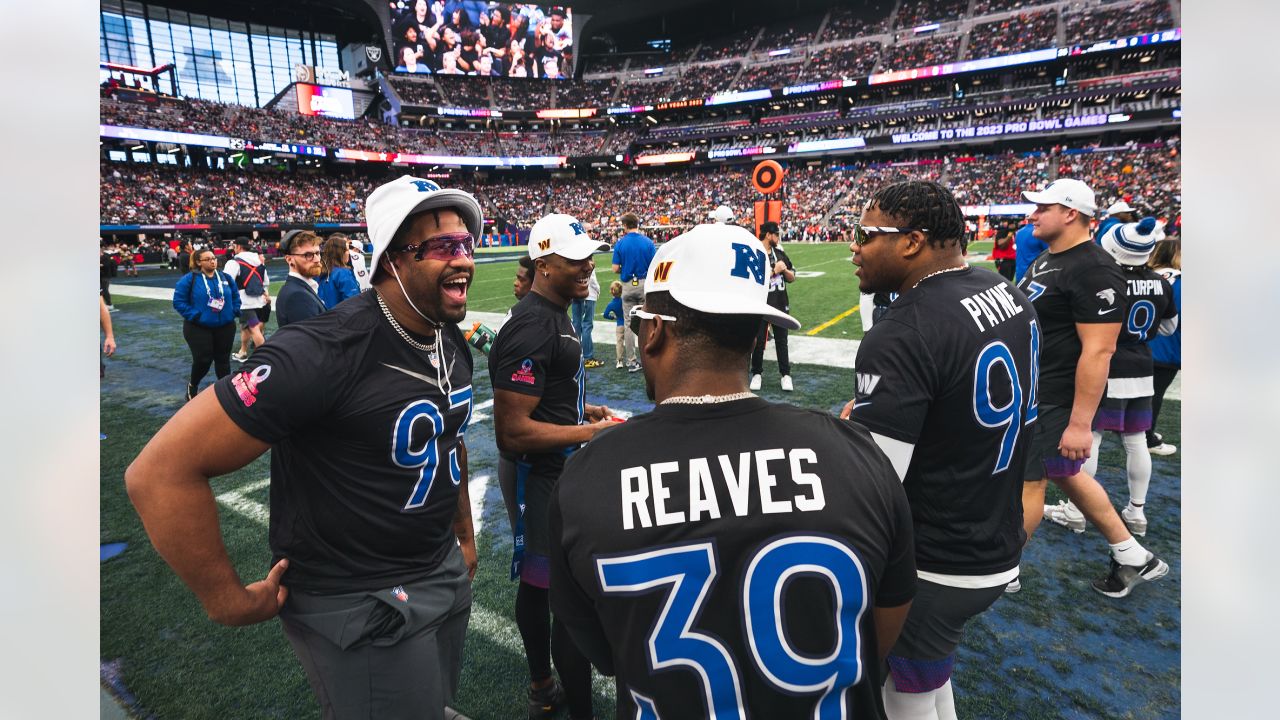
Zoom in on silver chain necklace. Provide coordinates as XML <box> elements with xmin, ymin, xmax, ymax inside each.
<box><xmin>912</xmin><ymin>264</ymin><xmax>968</xmax><ymax>289</ymax></box>
<box><xmin>661</xmin><ymin>391</ymin><xmax>757</xmax><ymax>405</ymax></box>
<box><xmin>376</xmin><ymin>290</ymin><xmax>438</xmax><ymax>353</ymax></box>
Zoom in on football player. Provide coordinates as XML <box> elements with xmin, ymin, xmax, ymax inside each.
<box><xmin>1079</xmin><ymin>218</ymin><xmax>1178</xmax><ymax>539</ymax></box>
<box><xmin>1017</xmin><ymin>178</ymin><xmax>1169</xmax><ymax>598</ymax></box>
<box><xmin>126</xmin><ymin>176</ymin><xmax>483</xmax><ymax>719</ymax></box>
<box><xmin>842</xmin><ymin>180</ymin><xmax>1037</xmax><ymax>718</ymax></box>
<box><xmin>550</xmin><ymin>224</ymin><xmax>916</xmax><ymax>719</ymax></box>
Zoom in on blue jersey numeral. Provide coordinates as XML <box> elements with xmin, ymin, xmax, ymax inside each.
<box><xmin>597</xmin><ymin>536</ymin><xmax>869</xmax><ymax>719</ymax></box>
<box><xmin>1127</xmin><ymin>300</ymin><xmax>1156</xmax><ymax>341</ymax></box>
<box><xmin>392</xmin><ymin>385</ymin><xmax>473</xmax><ymax>509</ymax></box>
<box><xmin>972</xmin><ymin>341</ymin><xmax>1023</xmax><ymax>474</ymax></box>
<box><xmin>1025</xmin><ymin>320</ymin><xmax>1040</xmax><ymax>425</ymax></box>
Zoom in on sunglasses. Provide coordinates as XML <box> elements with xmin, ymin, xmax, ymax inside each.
<box><xmin>288</xmin><ymin>251</ymin><xmax>322</xmax><ymax>260</ymax></box>
<box><xmin>853</xmin><ymin>224</ymin><xmax>929</xmax><ymax>246</ymax></box>
<box><xmin>391</xmin><ymin>232</ymin><xmax>476</xmax><ymax>261</ymax></box>
<box><xmin>629</xmin><ymin>306</ymin><xmax>678</xmax><ymax>337</ymax></box>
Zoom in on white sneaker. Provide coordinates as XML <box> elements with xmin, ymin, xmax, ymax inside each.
<box><xmin>1004</xmin><ymin>578</ymin><xmax>1021</xmax><ymax>594</ymax></box>
<box><xmin>1121</xmin><ymin>504</ymin><xmax>1148</xmax><ymax>537</ymax></box>
<box><xmin>231</xmin><ymin>351</ymin><xmax>248</xmax><ymax>362</ymax></box>
<box><xmin>749</xmin><ymin>374</ymin><xmax>762</xmax><ymax>391</ymax></box>
<box><xmin>1044</xmin><ymin>500</ymin><xmax>1086</xmax><ymax>533</ymax></box>
<box><xmin>780</xmin><ymin>375</ymin><xmax>793</xmax><ymax>392</ymax></box>
<box><xmin>1148</xmin><ymin>442</ymin><xmax>1177</xmax><ymax>456</ymax></box>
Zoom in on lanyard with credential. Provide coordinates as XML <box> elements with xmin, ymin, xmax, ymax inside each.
<box><xmin>200</xmin><ymin>273</ymin><xmax>224</xmax><ymax>300</ymax></box>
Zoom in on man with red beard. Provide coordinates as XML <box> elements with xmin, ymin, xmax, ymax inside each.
<box><xmin>490</xmin><ymin>213</ymin><xmax>617</xmax><ymax>720</ymax></box>
<box><xmin>126</xmin><ymin>176</ymin><xmax>483</xmax><ymax>720</ymax></box>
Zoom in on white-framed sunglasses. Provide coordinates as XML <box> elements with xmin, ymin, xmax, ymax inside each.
<box><xmin>629</xmin><ymin>306</ymin><xmax>677</xmax><ymax>336</ymax></box>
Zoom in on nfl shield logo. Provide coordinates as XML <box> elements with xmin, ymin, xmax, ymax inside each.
<box><xmin>365</xmin><ymin>45</ymin><xmax>383</xmax><ymax>65</ymax></box>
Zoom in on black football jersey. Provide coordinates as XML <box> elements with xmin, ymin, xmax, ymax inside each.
<box><xmin>765</xmin><ymin>247</ymin><xmax>794</xmax><ymax>310</ymax></box>
<box><xmin>215</xmin><ymin>291</ymin><xmax>474</xmax><ymax>594</ymax></box>
<box><xmin>1109</xmin><ymin>266</ymin><xmax>1178</xmax><ymax>380</ymax></box>
<box><xmin>489</xmin><ymin>291</ymin><xmax>586</xmax><ymax>478</ymax></box>
<box><xmin>1017</xmin><ymin>241</ymin><xmax>1127</xmax><ymax>407</ymax></box>
<box><xmin>550</xmin><ymin>399</ymin><xmax>915</xmax><ymax>720</ymax></box>
<box><xmin>850</xmin><ymin>267</ymin><xmax>1036</xmax><ymax>576</ymax></box>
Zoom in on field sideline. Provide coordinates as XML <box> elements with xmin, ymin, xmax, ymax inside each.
<box><xmin>101</xmin><ymin>242</ymin><xmax>1179</xmax><ymax>719</ymax></box>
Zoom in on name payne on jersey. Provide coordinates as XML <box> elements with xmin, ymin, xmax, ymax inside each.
<box><xmin>959</xmin><ymin>282</ymin><xmax>1025</xmax><ymax>332</ymax></box>
<box><xmin>620</xmin><ymin>448</ymin><xmax>826</xmax><ymax>530</ymax></box>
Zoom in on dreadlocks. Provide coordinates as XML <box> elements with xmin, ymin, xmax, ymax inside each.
<box><xmin>868</xmin><ymin>180</ymin><xmax>966</xmax><ymax>249</ymax></box>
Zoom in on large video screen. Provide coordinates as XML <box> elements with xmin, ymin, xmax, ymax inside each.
<box><xmin>296</xmin><ymin>83</ymin><xmax>356</xmax><ymax>119</ymax></box>
<box><xmin>389</xmin><ymin>2</ymin><xmax>574</xmax><ymax>79</ymax></box>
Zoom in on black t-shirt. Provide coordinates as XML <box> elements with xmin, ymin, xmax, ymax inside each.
<box><xmin>489</xmin><ymin>291</ymin><xmax>585</xmax><ymax>478</ymax></box>
<box><xmin>550</xmin><ymin>399</ymin><xmax>915</xmax><ymax>720</ymax></box>
<box><xmin>214</xmin><ymin>292</ymin><xmax>475</xmax><ymax>593</ymax></box>
<box><xmin>1110</xmin><ymin>266</ymin><xmax>1177</xmax><ymax>380</ymax></box>
<box><xmin>765</xmin><ymin>246</ymin><xmax>794</xmax><ymax>310</ymax></box>
<box><xmin>1016</xmin><ymin>241</ymin><xmax>1127</xmax><ymax>407</ymax></box>
<box><xmin>850</xmin><ymin>267</ymin><xmax>1036</xmax><ymax>576</ymax></box>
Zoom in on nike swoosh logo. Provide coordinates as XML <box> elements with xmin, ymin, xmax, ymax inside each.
<box><xmin>1097</xmin><ymin>308</ymin><xmax>1118</xmax><ymax>315</ymax></box>
<box><xmin>380</xmin><ymin>355</ymin><xmax>455</xmax><ymax>387</ymax></box>
<box><xmin>852</xmin><ymin>402</ymin><xmax>872</xmax><ymax>410</ymax></box>
<box><xmin>559</xmin><ymin>334</ymin><xmax>581</xmax><ymax>345</ymax></box>
<box><xmin>1036</xmin><ymin>268</ymin><xmax>1061</xmax><ymax>275</ymax></box>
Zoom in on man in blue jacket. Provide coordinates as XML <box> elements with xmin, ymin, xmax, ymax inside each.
<box><xmin>276</xmin><ymin>230</ymin><xmax>327</xmax><ymax>328</ymax></box>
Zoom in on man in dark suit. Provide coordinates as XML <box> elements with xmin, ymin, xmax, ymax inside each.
<box><xmin>275</xmin><ymin>230</ymin><xmax>327</xmax><ymax>328</ymax></box>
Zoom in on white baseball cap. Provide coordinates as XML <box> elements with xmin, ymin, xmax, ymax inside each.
<box><xmin>1102</xmin><ymin>217</ymin><xmax>1165</xmax><ymax>266</ymax></box>
<box><xmin>709</xmin><ymin>205</ymin><xmax>735</xmax><ymax>223</ymax></box>
<box><xmin>644</xmin><ymin>224</ymin><xmax>800</xmax><ymax>330</ymax></box>
<box><xmin>1105</xmin><ymin>200</ymin><xmax>1136</xmax><ymax>216</ymax></box>
<box><xmin>528</xmin><ymin>213</ymin><xmax>610</xmax><ymax>260</ymax></box>
<box><xmin>365</xmin><ymin>175</ymin><xmax>484</xmax><ymax>277</ymax></box>
<box><xmin>1021</xmin><ymin>178</ymin><xmax>1097</xmax><ymax>217</ymax></box>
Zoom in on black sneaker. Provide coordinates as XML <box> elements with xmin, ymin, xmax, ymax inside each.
<box><xmin>528</xmin><ymin>678</ymin><xmax>565</xmax><ymax>719</ymax></box>
<box><xmin>1091</xmin><ymin>555</ymin><xmax>1169</xmax><ymax>598</ymax></box>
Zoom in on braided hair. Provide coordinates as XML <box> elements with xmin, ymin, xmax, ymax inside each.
<box><xmin>868</xmin><ymin>180</ymin><xmax>966</xmax><ymax>249</ymax></box>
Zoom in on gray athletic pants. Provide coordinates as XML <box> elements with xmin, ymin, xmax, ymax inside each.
<box><xmin>280</xmin><ymin>545</ymin><xmax>472</xmax><ymax>720</ymax></box>
<box><xmin>621</xmin><ymin>280</ymin><xmax>645</xmax><ymax>364</ymax></box>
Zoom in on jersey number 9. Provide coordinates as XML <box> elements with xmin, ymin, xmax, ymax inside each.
<box><xmin>972</xmin><ymin>320</ymin><xmax>1039</xmax><ymax>474</ymax></box>
<box><xmin>392</xmin><ymin>385</ymin><xmax>473</xmax><ymax>509</ymax></box>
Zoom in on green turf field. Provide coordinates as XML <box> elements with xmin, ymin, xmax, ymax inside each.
<box><xmin>460</xmin><ymin>241</ymin><xmax>996</xmax><ymax>341</ymax></box>
<box><xmin>101</xmin><ymin>280</ymin><xmax>1178</xmax><ymax>719</ymax></box>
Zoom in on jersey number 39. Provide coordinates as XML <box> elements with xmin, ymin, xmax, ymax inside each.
<box><xmin>596</xmin><ymin>536</ymin><xmax>869</xmax><ymax>720</ymax></box>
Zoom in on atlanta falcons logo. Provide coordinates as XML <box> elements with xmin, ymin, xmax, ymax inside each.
<box><xmin>1095</xmin><ymin>289</ymin><xmax>1116</xmax><ymax>305</ymax></box>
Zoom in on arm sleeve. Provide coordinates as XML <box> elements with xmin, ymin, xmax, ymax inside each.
<box><xmin>226</xmin><ymin>273</ymin><xmax>242</xmax><ymax>315</ymax></box>
<box><xmin>279</xmin><ymin>288</ymin><xmax>323</xmax><ymax>326</ymax></box>
<box><xmin>489</xmin><ymin>316</ymin><xmax>554</xmax><ymax>397</ymax></box>
<box><xmin>172</xmin><ymin>274</ymin><xmax>199</xmax><ymax>322</ymax></box>
<box><xmin>601</xmin><ymin>298</ymin><xmax>619</xmax><ymax>321</ymax></box>
<box><xmin>1069</xmin><ymin>260</ymin><xmax>1128</xmax><ymax>323</ymax></box>
<box><xmin>213</xmin><ymin>329</ymin><xmax>338</xmax><ymax>443</ymax></box>
<box><xmin>848</xmin><ymin>321</ymin><xmax>938</xmax><ymax>445</ymax></box>
<box><xmin>336</xmin><ymin>269</ymin><xmax>362</xmax><ymax>302</ymax></box>
<box><xmin>548</xmin><ymin>483</ymin><xmax>616</xmax><ymax>675</ymax></box>
<box><xmin>781</xmin><ymin>249</ymin><xmax>795</xmax><ymax>277</ymax></box>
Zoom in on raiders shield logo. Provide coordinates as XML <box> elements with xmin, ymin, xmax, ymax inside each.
<box><xmin>365</xmin><ymin>45</ymin><xmax>383</xmax><ymax>64</ymax></box>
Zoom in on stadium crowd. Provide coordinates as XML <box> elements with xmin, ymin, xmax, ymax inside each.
<box><xmin>1064</xmin><ymin>0</ymin><xmax>1174</xmax><ymax>46</ymax></box>
<box><xmin>895</xmin><ymin>0</ymin><xmax>969</xmax><ymax>27</ymax></box>
<box><xmin>100</xmin><ymin>138</ymin><xmax>1181</xmax><ymax>231</ymax></box>
<box><xmin>967</xmin><ymin>10</ymin><xmax>1059</xmax><ymax>57</ymax></box>
<box><xmin>881</xmin><ymin>35</ymin><xmax>961</xmax><ymax>72</ymax></box>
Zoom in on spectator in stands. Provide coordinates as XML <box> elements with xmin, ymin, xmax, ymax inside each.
<box><xmin>396</xmin><ymin>19</ymin><xmax>429</xmax><ymax>73</ymax></box>
<box><xmin>316</xmin><ymin>234</ymin><xmax>363</xmax><ymax>310</ymax></box>
<box><xmin>481</xmin><ymin>5</ymin><xmax>512</xmax><ymax>75</ymax></box>
<box><xmin>275</xmin><ymin>230</ymin><xmax>327</xmax><ymax>328</ymax></box>
<box><xmin>173</xmin><ymin>248</ymin><xmax>241</xmax><ymax>401</ymax></box>
<box><xmin>611</xmin><ymin>213</ymin><xmax>657</xmax><ymax>372</ymax></box>
<box><xmin>531</xmin><ymin>31</ymin><xmax>564</xmax><ymax>79</ymax></box>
